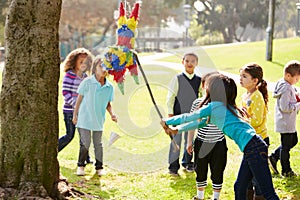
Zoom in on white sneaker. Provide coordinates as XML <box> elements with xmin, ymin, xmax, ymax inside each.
<box><xmin>76</xmin><ymin>167</ymin><xmax>85</xmax><ymax>176</ymax></box>
<box><xmin>96</xmin><ymin>169</ymin><xmax>106</xmax><ymax>176</ymax></box>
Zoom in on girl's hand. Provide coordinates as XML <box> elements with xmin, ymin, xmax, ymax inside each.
<box><xmin>111</xmin><ymin>114</ymin><xmax>118</xmax><ymax>122</ymax></box>
<box><xmin>166</xmin><ymin>127</ymin><xmax>178</xmax><ymax>136</ymax></box>
<box><xmin>186</xmin><ymin>142</ymin><xmax>193</xmax><ymax>155</ymax></box>
<box><xmin>160</xmin><ymin>120</ymin><xmax>168</xmax><ymax>130</ymax></box>
<box><xmin>72</xmin><ymin>116</ymin><xmax>77</xmax><ymax>125</ymax></box>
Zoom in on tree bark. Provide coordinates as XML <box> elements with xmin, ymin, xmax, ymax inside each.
<box><xmin>0</xmin><ymin>0</ymin><xmax>62</xmax><ymax>199</ymax></box>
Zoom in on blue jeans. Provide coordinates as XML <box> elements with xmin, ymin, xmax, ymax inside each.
<box><xmin>168</xmin><ymin>131</ymin><xmax>193</xmax><ymax>172</ymax></box>
<box><xmin>234</xmin><ymin>135</ymin><xmax>279</xmax><ymax>200</ymax></box>
<box><xmin>58</xmin><ymin>112</ymin><xmax>75</xmax><ymax>152</ymax></box>
<box><xmin>271</xmin><ymin>132</ymin><xmax>298</xmax><ymax>174</ymax></box>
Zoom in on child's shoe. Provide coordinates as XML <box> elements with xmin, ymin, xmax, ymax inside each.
<box><xmin>268</xmin><ymin>155</ymin><xmax>279</xmax><ymax>174</ymax></box>
<box><xmin>282</xmin><ymin>170</ymin><xmax>298</xmax><ymax>177</ymax></box>
<box><xmin>192</xmin><ymin>196</ymin><xmax>203</xmax><ymax>200</ymax></box>
<box><xmin>96</xmin><ymin>169</ymin><xmax>106</xmax><ymax>176</ymax></box>
<box><xmin>76</xmin><ymin>166</ymin><xmax>85</xmax><ymax>176</ymax></box>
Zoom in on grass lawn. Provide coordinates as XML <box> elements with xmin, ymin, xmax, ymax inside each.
<box><xmin>1</xmin><ymin>38</ymin><xmax>300</xmax><ymax>199</ymax></box>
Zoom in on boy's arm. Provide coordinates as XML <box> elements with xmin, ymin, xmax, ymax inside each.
<box><xmin>278</xmin><ymin>89</ymin><xmax>299</xmax><ymax>112</ymax></box>
<box><xmin>106</xmin><ymin>102</ymin><xmax>117</xmax><ymax>122</ymax></box>
<box><xmin>187</xmin><ymin>130</ymin><xmax>195</xmax><ymax>155</ymax></box>
<box><xmin>166</xmin><ymin>76</ymin><xmax>178</xmax><ymax>115</ymax></box>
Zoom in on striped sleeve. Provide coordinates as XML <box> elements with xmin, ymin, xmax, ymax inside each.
<box><xmin>190</xmin><ymin>98</ymin><xmax>225</xmax><ymax>143</ymax></box>
<box><xmin>62</xmin><ymin>71</ymin><xmax>78</xmax><ymax>109</ymax></box>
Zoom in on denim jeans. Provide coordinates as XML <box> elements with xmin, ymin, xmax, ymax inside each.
<box><xmin>271</xmin><ymin>132</ymin><xmax>298</xmax><ymax>174</ymax></box>
<box><xmin>58</xmin><ymin>112</ymin><xmax>75</xmax><ymax>152</ymax></box>
<box><xmin>168</xmin><ymin>131</ymin><xmax>193</xmax><ymax>172</ymax></box>
<box><xmin>248</xmin><ymin>137</ymin><xmax>270</xmax><ymax>196</ymax></box>
<box><xmin>78</xmin><ymin>128</ymin><xmax>103</xmax><ymax>170</ymax></box>
<box><xmin>234</xmin><ymin>135</ymin><xmax>279</xmax><ymax>200</ymax></box>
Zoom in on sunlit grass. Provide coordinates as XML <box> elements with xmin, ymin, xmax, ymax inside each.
<box><xmin>1</xmin><ymin>38</ymin><xmax>300</xmax><ymax>199</ymax></box>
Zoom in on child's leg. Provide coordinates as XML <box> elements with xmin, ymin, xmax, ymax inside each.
<box><xmin>280</xmin><ymin>132</ymin><xmax>298</xmax><ymax>174</ymax></box>
<box><xmin>58</xmin><ymin>112</ymin><xmax>76</xmax><ymax>152</ymax></box>
<box><xmin>168</xmin><ymin>132</ymin><xmax>182</xmax><ymax>173</ymax></box>
<box><xmin>182</xmin><ymin>131</ymin><xmax>193</xmax><ymax>169</ymax></box>
<box><xmin>92</xmin><ymin>130</ymin><xmax>103</xmax><ymax>170</ymax></box>
<box><xmin>210</xmin><ymin>140</ymin><xmax>227</xmax><ymax>200</ymax></box>
<box><xmin>245</xmin><ymin>136</ymin><xmax>279</xmax><ymax>200</ymax></box>
<box><xmin>234</xmin><ymin>157</ymin><xmax>253</xmax><ymax>199</ymax></box>
<box><xmin>77</xmin><ymin>128</ymin><xmax>91</xmax><ymax>167</ymax></box>
<box><xmin>194</xmin><ymin>139</ymin><xmax>208</xmax><ymax>199</ymax></box>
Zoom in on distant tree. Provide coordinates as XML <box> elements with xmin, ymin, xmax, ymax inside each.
<box><xmin>59</xmin><ymin>0</ymin><xmax>184</xmax><ymax>50</ymax></box>
<box><xmin>0</xmin><ymin>1</ymin><xmax>9</xmax><ymax>45</ymax></box>
<box><xmin>195</xmin><ymin>0</ymin><xmax>269</xmax><ymax>43</ymax></box>
<box><xmin>0</xmin><ymin>0</ymin><xmax>62</xmax><ymax>199</ymax></box>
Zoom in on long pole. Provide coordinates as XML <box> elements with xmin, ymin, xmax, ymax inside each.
<box><xmin>133</xmin><ymin>52</ymin><xmax>180</xmax><ymax>151</ymax></box>
<box><xmin>266</xmin><ymin>0</ymin><xmax>275</xmax><ymax>61</ymax></box>
<box><xmin>297</xmin><ymin>2</ymin><xmax>300</xmax><ymax>36</ymax></box>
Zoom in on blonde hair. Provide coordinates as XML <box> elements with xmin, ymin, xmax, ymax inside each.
<box><xmin>91</xmin><ymin>55</ymin><xmax>103</xmax><ymax>75</ymax></box>
<box><xmin>63</xmin><ymin>48</ymin><xmax>92</xmax><ymax>72</ymax></box>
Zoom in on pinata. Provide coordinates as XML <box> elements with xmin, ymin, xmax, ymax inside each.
<box><xmin>102</xmin><ymin>2</ymin><xmax>140</xmax><ymax>94</ymax></box>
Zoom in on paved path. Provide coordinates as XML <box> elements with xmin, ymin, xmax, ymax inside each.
<box><xmin>139</xmin><ymin>52</ymin><xmax>278</xmax><ymax>92</ymax></box>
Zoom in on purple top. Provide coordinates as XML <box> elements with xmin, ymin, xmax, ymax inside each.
<box><xmin>62</xmin><ymin>70</ymin><xmax>87</xmax><ymax>113</ymax></box>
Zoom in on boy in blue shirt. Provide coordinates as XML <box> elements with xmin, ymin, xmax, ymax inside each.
<box><xmin>73</xmin><ymin>55</ymin><xmax>117</xmax><ymax>176</ymax></box>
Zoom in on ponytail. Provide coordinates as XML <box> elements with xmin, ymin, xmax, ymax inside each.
<box><xmin>258</xmin><ymin>79</ymin><xmax>268</xmax><ymax>109</ymax></box>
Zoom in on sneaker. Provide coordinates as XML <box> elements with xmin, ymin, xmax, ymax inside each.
<box><xmin>185</xmin><ymin>165</ymin><xmax>194</xmax><ymax>173</ymax></box>
<box><xmin>192</xmin><ymin>196</ymin><xmax>203</xmax><ymax>200</ymax></box>
<box><xmin>76</xmin><ymin>167</ymin><xmax>85</xmax><ymax>176</ymax></box>
<box><xmin>96</xmin><ymin>169</ymin><xmax>106</xmax><ymax>176</ymax></box>
<box><xmin>282</xmin><ymin>171</ymin><xmax>298</xmax><ymax>177</ymax></box>
<box><xmin>168</xmin><ymin>170</ymin><xmax>179</xmax><ymax>176</ymax></box>
<box><xmin>268</xmin><ymin>156</ymin><xmax>279</xmax><ymax>174</ymax></box>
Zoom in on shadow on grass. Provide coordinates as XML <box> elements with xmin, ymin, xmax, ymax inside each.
<box><xmin>272</xmin><ymin>173</ymin><xmax>300</xmax><ymax>199</ymax></box>
<box><xmin>271</xmin><ymin>61</ymin><xmax>284</xmax><ymax>68</ymax></box>
<box><xmin>168</xmin><ymin>171</ymin><xmax>198</xmax><ymax>198</ymax></box>
<box><xmin>60</xmin><ymin>166</ymin><xmax>119</xmax><ymax>200</ymax></box>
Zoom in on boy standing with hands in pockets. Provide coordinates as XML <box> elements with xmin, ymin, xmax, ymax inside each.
<box><xmin>269</xmin><ymin>60</ymin><xmax>300</xmax><ymax>177</ymax></box>
<box><xmin>166</xmin><ymin>52</ymin><xmax>201</xmax><ymax>175</ymax></box>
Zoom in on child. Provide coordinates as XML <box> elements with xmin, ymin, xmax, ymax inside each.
<box><xmin>161</xmin><ymin>73</ymin><xmax>279</xmax><ymax>200</ymax></box>
<box><xmin>269</xmin><ymin>60</ymin><xmax>300</xmax><ymax>177</ymax></box>
<box><xmin>166</xmin><ymin>52</ymin><xmax>201</xmax><ymax>175</ymax></box>
<box><xmin>240</xmin><ymin>63</ymin><xmax>269</xmax><ymax>199</ymax></box>
<box><xmin>187</xmin><ymin>71</ymin><xmax>227</xmax><ymax>200</ymax></box>
<box><xmin>73</xmin><ymin>55</ymin><xmax>117</xmax><ymax>176</ymax></box>
<box><xmin>58</xmin><ymin>48</ymin><xmax>93</xmax><ymax>165</ymax></box>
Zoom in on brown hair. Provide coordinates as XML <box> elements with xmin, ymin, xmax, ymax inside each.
<box><xmin>284</xmin><ymin>60</ymin><xmax>300</xmax><ymax>76</ymax></box>
<box><xmin>240</xmin><ymin>63</ymin><xmax>268</xmax><ymax>107</ymax></box>
<box><xmin>63</xmin><ymin>48</ymin><xmax>92</xmax><ymax>72</ymax></box>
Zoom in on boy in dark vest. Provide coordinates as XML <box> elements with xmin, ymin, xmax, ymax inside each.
<box><xmin>166</xmin><ymin>52</ymin><xmax>201</xmax><ymax>175</ymax></box>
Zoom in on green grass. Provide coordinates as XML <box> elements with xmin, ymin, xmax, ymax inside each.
<box><xmin>1</xmin><ymin>38</ymin><xmax>300</xmax><ymax>199</ymax></box>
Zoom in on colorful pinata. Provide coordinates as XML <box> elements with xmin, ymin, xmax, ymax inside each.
<box><xmin>102</xmin><ymin>2</ymin><xmax>140</xmax><ymax>94</ymax></box>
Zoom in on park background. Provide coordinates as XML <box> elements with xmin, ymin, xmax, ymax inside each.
<box><xmin>0</xmin><ymin>0</ymin><xmax>300</xmax><ymax>199</ymax></box>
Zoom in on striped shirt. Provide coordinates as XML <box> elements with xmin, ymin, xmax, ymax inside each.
<box><xmin>190</xmin><ymin>98</ymin><xmax>224</xmax><ymax>143</ymax></box>
<box><xmin>62</xmin><ymin>70</ymin><xmax>87</xmax><ymax>113</ymax></box>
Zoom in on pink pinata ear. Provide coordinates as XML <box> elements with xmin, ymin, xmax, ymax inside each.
<box><xmin>119</xmin><ymin>2</ymin><xmax>125</xmax><ymax>18</ymax></box>
<box><xmin>129</xmin><ymin>3</ymin><xmax>139</xmax><ymax>20</ymax></box>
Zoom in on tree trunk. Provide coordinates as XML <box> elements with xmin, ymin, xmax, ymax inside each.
<box><xmin>0</xmin><ymin>0</ymin><xmax>62</xmax><ymax>199</ymax></box>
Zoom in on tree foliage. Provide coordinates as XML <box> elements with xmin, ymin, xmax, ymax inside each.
<box><xmin>59</xmin><ymin>0</ymin><xmax>184</xmax><ymax>50</ymax></box>
<box><xmin>195</xmin><ymin>0</ymin><xmax>270</xmax><ymax>43</ymax></box>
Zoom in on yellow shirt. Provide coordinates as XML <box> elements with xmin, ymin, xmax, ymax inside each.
<box><xmin>242</xmin><ymin>90</ymin><xmax>268</xmax><ymax>139</ymax></box>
